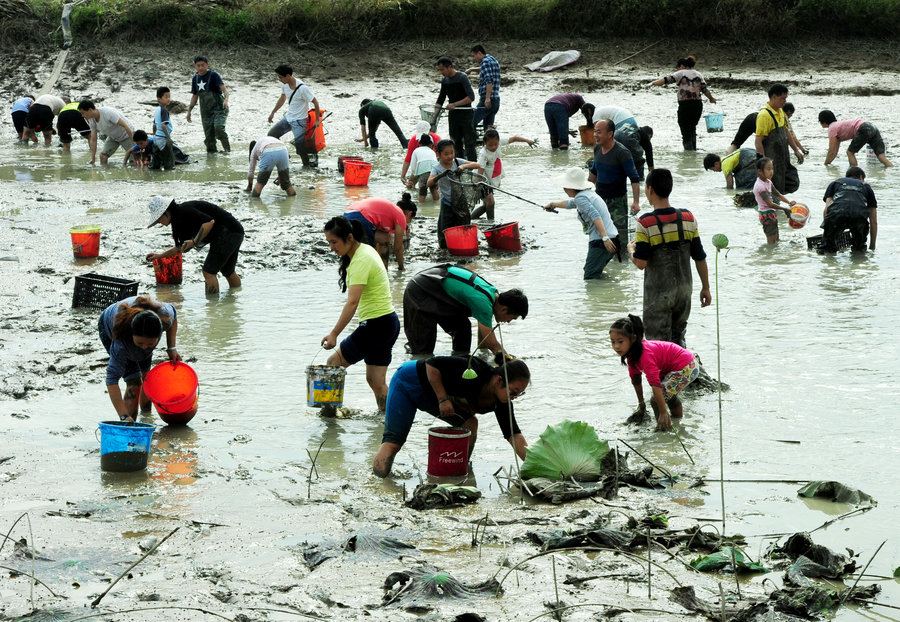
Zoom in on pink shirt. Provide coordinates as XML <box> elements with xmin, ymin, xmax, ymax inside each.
<box><xmin>753</xmin><ymin>177</ymin><xmax>774</xmax><ymax>212</ymax></box>
<box><xmin>348</xmin><ymin>197</ymin><xmax>407</xmax><ymax>232</ymax></box>
<box><xmin>628</xmin><ymin>340</ymin><xmax>695</xmax><ymax>387</ymax></box>
<box><xmin>404</xmin><ymin>132</ymin><xmax>441</xmax><ymax>163</ymax></box>
<box><xmin>828</xmin><ymin>119</ymin><xmax>864</xmax><ymax>143</ymax></box>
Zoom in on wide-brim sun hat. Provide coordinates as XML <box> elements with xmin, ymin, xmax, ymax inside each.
<box><xmin>147</xmin><ymin>196</ymin><xmax>174</xmax><ymax>227</ymax></box>
<box><xmin>553</xmin><ymin>167</ymin><xmax>592</xmax><ymax>191</ymax></box>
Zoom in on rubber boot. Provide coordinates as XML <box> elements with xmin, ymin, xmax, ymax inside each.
<box><xmin>220</xmin><ymin>138</ymin><xmax>231</xmax><ymax>153</ymax></box>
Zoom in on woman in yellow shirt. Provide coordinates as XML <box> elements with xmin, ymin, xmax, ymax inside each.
<box><xmin>321</xmin><ymin>216</ymin><xmax>400</xmax><ymax>409</ymax></box>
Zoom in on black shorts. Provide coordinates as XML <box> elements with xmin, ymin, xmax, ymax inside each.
<box><xmin>26</xmin><ymin>103</ymin><xmax>54</xmax><ymax>133</ymax></box>
<box><xmin>340</xmin><ymin>312</ymin><xmax>400</xmax><ymax>366</ymax></box>
<box><xmin>731</xmin><ymin>113</ymin><xmax>757</xmax><ymax>149</ymax></box>
<box><xmin>11</xmin><ymin>110</ymin><xmax>28</xmax><ymax>135</ymax></box>
<box><xmin>202</xmin><ymin>229</ymin><xmax>244</xmax><ymax>277</ymax></box>
<box><xmin>57</xmin><ymin>109</ymin><xmax>90</xmax><ymax>144</ymax></box>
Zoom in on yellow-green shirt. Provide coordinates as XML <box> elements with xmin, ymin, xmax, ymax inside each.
<box><xmin>720</xmin><ymin>150</ymin><xmax>741</xmax><ymax>177</ymax></box>
<box><xmin>347</xmin><ymin>243</ymin><xmax>394</xmax><ymax>321</ymax></box>
<box><xmin>755</xmin><ymin>104</ymin><xmax>785</xmax><ymax>138</ymax></box>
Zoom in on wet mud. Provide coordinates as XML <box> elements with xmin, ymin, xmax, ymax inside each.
<box><xmin>1</xmin><ymin>38</ymin><xmax>900</xmax><ymax>621</ymax></box>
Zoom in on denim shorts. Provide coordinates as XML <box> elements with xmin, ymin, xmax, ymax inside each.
<box><xmin>340</xmin><ymin>312</ymin><xmax>400</xmax><ymax>367</ymax></box>
<box><xmin>259</xmin><ymin>146</ymin><xmax>289</xmax><ymax>173</ymax></box>
<box><xmin>343</xmin><ymin>210</ymin><xmax>377</xmax><ymax>246</ymax></box>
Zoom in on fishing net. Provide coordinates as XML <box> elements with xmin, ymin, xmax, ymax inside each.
<box><xmin>405</xmin><ymin>483</ymin><xmax>481</xmax><ymax>510</ymax></box>
<box><xmin>419</xmin><ymin>104</ymin><xmax>444</xmax><ymax>133</ymax></box>
<box><xmin>302</xmin><ymin>529</ymin><xmax>416</xmax><ymax>569</ymax></box>
<box><xmin>448</xmin><ymin>170</ymin><xmax>488</xmax><ymax>215</ymax></box>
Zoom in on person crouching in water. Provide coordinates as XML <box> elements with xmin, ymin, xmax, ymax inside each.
<box><xmin>321</xmin><ymin>216</ymin><xmax>400</xmax><ymax>410</ymax></box>
<box><xmin>98</xmin><ymin>296</ymin><xmax>179</xmax><ymax>421</ymax></box>
<box><xmin>373</xmin><ymin>356</ymin><xmax>530</xmax><ymax>477</ymax></box>
<box><xmin>609</xmin><ymin>314</ymin><xmax>699</xmax><ymax>432</ymax></box>
<box><xmin>146</xmin><ymin>196</ymin><xmax>245</xmax><ymax>295</ymax></box>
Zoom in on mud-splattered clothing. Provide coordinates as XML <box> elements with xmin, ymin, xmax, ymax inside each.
<box><xmin>633</xmin><ymin>208</ymin><xmax>706</xmax><ymax>346</ymax></box>
<box><xmin>98</xmin><ymin>296</ymin><xmax>176</xmax><ymax>385</ymax></box>
<box><xmin>191</xmin><ymin>70</ymin><xmax>228</xmax><ymax>152</ymax></box>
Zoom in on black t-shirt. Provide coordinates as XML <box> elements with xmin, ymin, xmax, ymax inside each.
<box><xmin>416</xmin><ymin>356</ymin><xmax>521</xmax><ymax>440</ymax></box>
<box><xmin>170</xmin><ymin>200</ymin><xmax>243</xmax><ymax>247</ymax></box>
<box><xmin>436</xmin><ymin>72</ymin><xmax>475</xmax><ymax>108</ymax></box>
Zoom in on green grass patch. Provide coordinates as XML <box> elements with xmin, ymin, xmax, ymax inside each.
<box><xmin>18</xmin><ymin>0</ymin><xmax>900</xmax><ymax>46</ymax></box>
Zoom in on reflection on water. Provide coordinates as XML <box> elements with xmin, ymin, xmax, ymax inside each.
<box><xmin>151</xmin><ymin>425</ymin><xmax>199</xmax><ymax>487</ymax></box>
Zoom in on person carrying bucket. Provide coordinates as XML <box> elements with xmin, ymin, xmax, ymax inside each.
<box><xmin>145</xmin><ymin>196</ymin><xmax>245</xmax><ymax>295</ymax></box>
<box><xmin>321</xmin><ymin>216</ymin><xmax>400</xmax><ymax>410</ymax></box>
<box><xmin>543</xmin><ymin>167</ymin><xmax>619</xmax><ymax>280</ymax></box>
<box><xmin>648</xmin><ymin>55</ymin><xmax>716</xmax><ymax>151</ymax></box>
<box><xmin>98</xmin><ymin>295</ymin><xmax>179</xmax><ymax>422</ymax></box>
<box><xmin>372</xmin><ymin>356</ymin><xmax>530</xmax><ymax>477</ymax></box>
<box><xmin>402</xmin><ymin>264</ymin><xmax>527</xmax><ymax>359</ymax></box>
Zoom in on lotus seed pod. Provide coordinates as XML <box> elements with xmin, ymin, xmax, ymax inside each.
<box><xmin>462</xmin><ymin>368</ymin><xmax>478</xmax><ymax>380</ymax></box>
<box><xmin>712</xmin><ymin>233</ymin><xmax>729</xmax><ymax>249</ymax></box>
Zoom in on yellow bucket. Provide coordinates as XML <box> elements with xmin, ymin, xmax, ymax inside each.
<box><xmin>306</xmin><ymin>365</ymin><xmax>346</xmax><ymax>407</ymax></box>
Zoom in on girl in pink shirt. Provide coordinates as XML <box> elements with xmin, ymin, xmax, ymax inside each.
<box><xmin>752</xmin><ymin>157</ymin><xmax>794</xmax><ymax>244</ymax></box>
<box><xmin>609</xmin><ymin>315</ymin><xmax>699</xmax><ymax>431</ymax></box>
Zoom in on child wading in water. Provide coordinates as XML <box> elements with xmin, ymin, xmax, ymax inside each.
<box><xmin>753</xmin><ymin>157</ymin><xmax>795</xmax><ymax>244</ymax></box>
<box><xmin>609</xmin><ymin>315</ymin><xmax>699</xmax><ymax>432</ymax></box>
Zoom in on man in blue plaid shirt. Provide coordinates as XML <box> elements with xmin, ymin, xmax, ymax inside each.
<box><xmin>467</xmin><ymin>45</ymin><xmax>500</xmax><ymax>130</ymax></box>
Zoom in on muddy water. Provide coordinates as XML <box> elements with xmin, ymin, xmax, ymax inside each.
<box><xmin>1</xmin><ymin>60</ymin><xmax>898</xmax><ymax>619</ymax></box>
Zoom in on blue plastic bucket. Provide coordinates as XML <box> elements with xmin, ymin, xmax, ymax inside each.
<box><xmin>704</xmin><ymin>113</ymin><xmax>725</xmax><ymax>133</ymax></box>
<box><xmin>97</xmin><ymin>421</ymin><xmax>154</xmax><ymax>472</ymax></box>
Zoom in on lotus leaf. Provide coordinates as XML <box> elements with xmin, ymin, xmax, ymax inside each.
<box><xmin>519</xmin><ymin>420</ymin><xmax>609</xmax><ymax>482</ymax></box>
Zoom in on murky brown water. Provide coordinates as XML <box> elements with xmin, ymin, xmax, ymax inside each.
<box><xmin>1</xmin><ymin>58</ymin><xmax>898</xmax><ymax>620</ymax></box>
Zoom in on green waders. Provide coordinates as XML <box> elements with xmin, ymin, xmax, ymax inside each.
<box><xmin>199</xmin><ymin>91</ymin><xmax>229</xmax><ymax>153</ymax></box>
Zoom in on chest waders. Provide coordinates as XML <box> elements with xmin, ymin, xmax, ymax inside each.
<box><xmin>199</xmin><ymin>90</ymin><xmax>229</xmax><ymax>153</ymax></box>
<box><xmin>642</xmin><ymin>210</ymin><xmax>694</xmax><ymax>347</ymax></box>
<box><xmin>762</xmin><ymin>109</ymin><xmax>798</xmax><ymax>194</ymax></box>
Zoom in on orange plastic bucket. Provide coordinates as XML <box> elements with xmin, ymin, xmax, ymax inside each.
<box><xmin>427</xmin><ymin>427</ymin><xmax>471</xmax><ymax>477</ymax></box>
<box><xmin>444</xmin><ymin>225</ymin><xmax>479</xmax><ymax>256</ymax></box>
<box><xmin>304</xmin><ymin>108</ymin><xmax>327</xmax><ymax>153</ymax></box>
<box><xmin>143</xmin><ymin>362</ymin><xmax>199</xmax><ymax>425</ymax></box>
<box><xmin>344</xmin><ymin>160</ymin><xmax>372</xmax><ymax>186</ymax></box>
<box><xmin>70</xmin><ymin>225</ymin><xmax>101</xmax><ymax>258</ymax></box>
<box><xmin>579</xmin><ymin>125</ymin><xmax>595</xmax><ymax>146</ymax></box>
<box><xmin>789</xmin><ymin>203</ymin><xmax>809</xmax><ymax>229</ymax></box>
<box><xmin>484</xmin><ymin>222</ymin><xmax>521</xmax><ymax>251</ymax></box>
<box><xmin>153</xmin><ymin>254</ymin><xmax>183</xmax><ymax>285</ymax></box>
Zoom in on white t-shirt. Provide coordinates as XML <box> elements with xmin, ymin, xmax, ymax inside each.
<box><xmin>34</xmin><ymin>94</ymin><xmax>66</xmax><ymax>115</ymax></box>
<box><xmin>593</xmin><ymin>105</ymin><xmax>635</xmax><ymax>128</ymax></box>
<box><xmin>89</xmin><ymin>107</ymin><xmax>134</xmax><ymax>142</ymax></box>
<box><xmin>409</xmin><ymin>145</ymin><xmax>437</xmax><ymax>177</ymax></box>
<box><xmin>282</xmin><ymin>81</ymin><xmax>315</xmax><ymax>122</ymax></box>
<box><xmin>477</xmin><ymin>137</ymin><xmax>510</xmax><ymax>187</ymax></box>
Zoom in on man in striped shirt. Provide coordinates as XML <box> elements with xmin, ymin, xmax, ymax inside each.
<box><xmin>628</xmin><ymin>169</ymin><xmax>710</xmax><ymax>347</ymax></box>
<box><xmin>467</xmin><ymin>45</ymin><xmax>501</xmax><ymax>130</ymax></box>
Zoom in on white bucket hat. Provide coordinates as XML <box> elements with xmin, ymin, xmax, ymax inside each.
<box><xmin>414</xmin><ymin>120</ymin><xmax>431</xmax><ymax>138</ymax></box>
<box><xmin>147</xmin><ymin>196</ymin><xmax>174</xmax><ymax>227</ymax></box>
<box><xmin>553</xmin><ymin>167</ymin><xmax>592</xmax><ymax>191</ymax></box>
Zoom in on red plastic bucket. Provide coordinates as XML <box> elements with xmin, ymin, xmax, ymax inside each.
<box><xmin>153</xmin><ymin>254</ymin><xmax>183</xmax><ymax>285</ymax></box>
<box><xmin>70</xmin><ymin>225</ymin><xmax>101</xmax><ymax>258</ymax></box>
<box><xmin>337</xmin><ymin>156</ymin><xmax>363</xmax><ymax>173</ymax></box>
<box><xmin>444</xmin><ymin>225</ymin><xmax>479</xmax><ymax>256</ymax></box>
<box><xmin>344</xmin><ymin>160</ymin><xmax>372</xmax><ymax>186</ymax></box>
<box><xmin>483</xmin><ymin>222</ymin><xmax>521</xmax><ymax>251</ymax></box>
<box><xmin>143</xmin><ymin>362</ymin><xmax>199</xmax><ymax>425</ymax></box>
<box><xmin>427</xmin><ymin>426</ymin><xmax>471</xmax><ymax>477</ymax></box>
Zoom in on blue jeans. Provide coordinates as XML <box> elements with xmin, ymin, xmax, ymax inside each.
<box><xmin>544</xmin><ymin>102</ymin><xmax>570</xmax><ymax>148</ymax></box>
<box><xmin>258</xmin><ymin>147</ymin><xmax>289</xmax><ymax>173</ymax></box>
<box><xmin>474</xmin><ymin>97</ymin><xmax>500</xmax><ymax>129</ymax></box>
<box><xmin>342</xmin><ymin>210</ymin><xmax>377</xmax><ymax>246</ymax></box>
<box><xmin>267</xmin><ymin>116</ymin><xmax>307</xmax><ymax>152</ymax></box>
<box><xmin>382</xmin><ymin>361</ymin><xmax>439</xmax><ymax>446</ymax></box>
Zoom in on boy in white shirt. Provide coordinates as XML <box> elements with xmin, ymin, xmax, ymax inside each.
<box><xmin>472</xmin><ymin>128</ymin><xmax>535</xmax><ymax>219</ymax></box>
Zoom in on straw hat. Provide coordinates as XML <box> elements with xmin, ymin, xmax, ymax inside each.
<box><xmin>147</xmin><ymin>196</ymin><xmax>174</xmax><ymax>227</ymax></box>
<box><xmin>553</xmin><ymin>167</ymin><xmax>593</xmax><ymax>191</ymax></box>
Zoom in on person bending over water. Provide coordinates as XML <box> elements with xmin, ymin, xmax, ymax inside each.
<box><xmin>98</xmin><ymin>296</ymin><xmax>179</xmax><ymax>422</ymax></box>
<box><xmin>321</xmin><ymin>216</ymin><xmax>400</xmax><ymax>410</ymax></box>
<box><xmin>373</xmin><ymin>356</ymin><xmax>529</xmax><ymax>477</ymax></box>
<box><xmin>610</xmin><ymin>315</ymin><xmax>698</xmax><ymax>432</ymax></box>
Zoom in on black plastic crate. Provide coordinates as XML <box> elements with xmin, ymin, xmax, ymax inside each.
<box><xmin>806</xmin><ymin>230</ymin><xmax>853</xmax><ymax>252</ymax></box>
<box><xmin>72</xmin><ymin>273</ymin><xmax>138</xmax><ymax>310</ymax></box>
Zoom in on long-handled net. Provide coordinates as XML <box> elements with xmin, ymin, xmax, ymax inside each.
<box><xmin>448</xmin><ymin>170</ymin><xmax>488</xmax><ymax>216</ymax></box>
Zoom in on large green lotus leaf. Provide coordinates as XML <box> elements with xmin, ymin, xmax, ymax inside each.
<box><xmin>519</xmin><ymin>420</ymin><xmax>609</xmax><ymax>482</ymax></box>
<box><xmin>690</xmin><ymin>547</ymin><xmax>768</xmax><ymax>574</ymax></box>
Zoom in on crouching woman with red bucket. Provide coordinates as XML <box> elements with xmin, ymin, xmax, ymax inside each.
<box><xmin>98</xmin><ymin>296</ymin><xmax>180</xmax><ymax>422</ymax></box>
<box><xmin>373</xmin><ymin>357</ymin><xmax>529</xmax><ymax>478</ymax></box>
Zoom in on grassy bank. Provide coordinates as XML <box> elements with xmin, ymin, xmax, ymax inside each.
<box><xmin>15</xmin><ymin>0</ymin><xmax>900</xmax><ymax>47</ymax></box>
